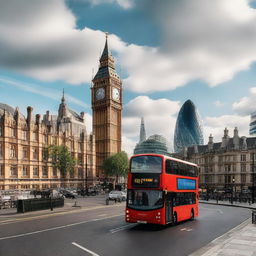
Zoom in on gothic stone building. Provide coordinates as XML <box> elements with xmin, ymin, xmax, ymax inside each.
<box><xmin>179</xmin><ymin>128</ymin><xmax>256</xmax><ymax>193</ymax></box>
<box><xmin>91</xmin><ymin>35</ymin><xmax>122</xmax><ymax>179</ymax></box>
<box><xmin>0</xmin><ymin>94</ymin><xmax>96</xmax><ymax>190</ymax></box>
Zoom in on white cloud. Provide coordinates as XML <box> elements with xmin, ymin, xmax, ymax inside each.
<box><xmin>122</xmin><ymin>96</ymin><xmax>180</xmax><ymax>155</ymax></box>
<box><xmin>233</xmin><ymin>87</ymin><xmax>256</xmax><ymax>115</ymax></box>
<box><xmin>88</xmin><ymin>0</ymin><xmax>133</xmax><ymax>9</ymax></box>
<box><xmin>203</xmin><ymin>114</ymin><xmax>250</xmax><ymax>143</ymax></box>
<box><xmin>1</xmin><ymin>0</ymin><xmax>256</xmax><ymax>93</ymax></box>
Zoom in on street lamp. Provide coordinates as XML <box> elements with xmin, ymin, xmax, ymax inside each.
<box><xmin>252</xmin><ymin>153</ymin><xmax>255</xmax><ymax>204</ymax></box>
<box><xmin>231</xmin><ymin>177</ymin><xmax>235</xmax><ymax>204</ymax></box>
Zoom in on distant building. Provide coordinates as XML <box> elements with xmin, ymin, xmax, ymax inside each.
<box><xmin>249</xmin><ymin>111</ymin><xmax>256</xmax><ymax>135</ymax></box>
<box><xmin>134</xmin><ymin>118</ymin><xmax>169</xmax><ymax>155</ymax></box>
<box><xmin>0</xmin><ymin>94</ymin><xmax>96</xmax><ymax>191</ymax></box>
<box><xmin>174</xmin><ymin>99</ymin><xmax>204</xmax><ymax>153</ymax></box>
<box><xmin>176</xmin><ymin>127</ymin><xmax>256</xmax><ymax>193</ymax></box>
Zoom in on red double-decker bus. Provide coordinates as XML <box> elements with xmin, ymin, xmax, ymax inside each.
<box><xmin>126</xmin><ymin>153</ymin><xmax>199</xmax><ymax>225</ymax></box>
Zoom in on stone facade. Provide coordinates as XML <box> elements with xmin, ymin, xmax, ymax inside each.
<box><xmin>178</xmin><ymin>128</ymin><xmax>256</xmax><ymax>193</ymax></box>
<box><xmin>91</xmin><ymin>35</ymin><xmax>122</xmax><ymax>179</ymax></box>
<box><xmin>0</xmin><ymin>95</ymin><xmax>96</xmax><ymax>190</ymax></box>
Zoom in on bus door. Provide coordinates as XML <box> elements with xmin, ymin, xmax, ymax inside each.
<box><xmin>165</xmin><ymin>192</ymin><xmax>174</xmax><ymax>224</ymax></box>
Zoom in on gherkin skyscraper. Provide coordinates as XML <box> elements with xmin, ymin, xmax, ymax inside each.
<box><xmin>174</xmin><ymin>100</ymin><xmax>204</xmax><ymax>153</ymax></box>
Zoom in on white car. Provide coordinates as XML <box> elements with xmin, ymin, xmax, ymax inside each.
<box><xmin>108</xmin><ymin>191</ymin><xmax>126</xmax><ymax>201</ymax></box>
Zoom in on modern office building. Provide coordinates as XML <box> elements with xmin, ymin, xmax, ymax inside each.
<box><xmin>174</xmin><ymin>100</ymin><xmax>204</xmax><ymax>153</ymax></box>
<box><xmin>249</xmin><ymin>111</ymin><xmax>256</xmax><ymax>135</ymax></box>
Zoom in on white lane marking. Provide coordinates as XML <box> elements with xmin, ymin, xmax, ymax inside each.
<box><xmin>110</xmin><ymin>223</ymin><xmax>137</xmax><ymax>233</ymax></box>
<box><xmin>0</xmin><ymin>214</ymin><xmax>122</xmax><ymax>241</ymax></box>
<box><xmin>180</xmin><ymin>228</ymin><xmax>193</xmax><ymax>232</ymax></box>
<box><xmin>72</xmin><ymin>242</ymin><xmax>100</xmax><ymax>256</ymax></box>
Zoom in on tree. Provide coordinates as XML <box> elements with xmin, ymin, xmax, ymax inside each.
<box><xmin>102</xmin><ymin>151</ymin><xmax>129</xmax><ymax>184</ymax></box>
<box><xmin>48</xmin><ymin>145</ymin><xmax>76</xmax><ymax>177</ymax></box>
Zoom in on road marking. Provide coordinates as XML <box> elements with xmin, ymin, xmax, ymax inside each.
<box><xmin>110</xmin><ymin>223</ymin><xmax>137</xmax><ymax>233</ymax></box>
<box><xmin>180</xmin><ymin>228</ymin><xmax>193</xmax><ymax>232</ymax></box>
<box><xmin>72</xmin><ymin>242</ymin><xmax>100</xmax><ymax>256</ymax></box>
<box><xmin>0</xmin><ymin>214</ymin><xmax>122</xmax><ymax>241</ymax></box>
<box><xmin>97</xmin><ymin>214</ymin><xmax>107</xmax><ymax>217</ymax></box>
<box><xmin>0</xmin><ymin>204</ymin><xmax>124</xmax><ymax>226</ymax></box>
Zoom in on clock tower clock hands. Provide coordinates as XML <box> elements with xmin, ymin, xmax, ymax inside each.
<box><xmin>91</xmin><ymin>33</ymin><xmax>122</xmax><ymax>180</ymax></box>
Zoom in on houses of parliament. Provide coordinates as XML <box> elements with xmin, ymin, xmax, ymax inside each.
<box><xmin>0</xmin><ymin>35</ymin><xmax>122</xmax><ymax>190</ymax></box>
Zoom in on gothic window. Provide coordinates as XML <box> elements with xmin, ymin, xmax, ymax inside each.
<box><xmin>10</xmin><ymin>165</ymin><xmax>17</xmax><ymax>176</ymax></box>
<box><xmin>78</xmin><ymin>168</ymin><xmax>83</xmax><ymax>178</ymax></box>
<box><xmin>0</xmin><ymin>165</ymin><xmax>3</xmax><ymax>176</ymax></box>
<box><xmin>22</xmin><ymin>166</ymin><xmax>29</xmax><ymax>176</ymax></box>
<box><xmin>0</xmin><ymin>143</ymin><xmax>2</xmax><ymax>158</ymax></box>
<box><xmin>0</xmin><ymin>125</ymin><xmax>3</xmax><ymax>136</ymax></box>
<box><xmin>42</xmin><ymin>148</ymin><xmax>48</xmax><ymax>161</ymax></box>
<box><xmin>43</xmin><ymin>134</ymin><xmax>48</xmax><ymax>144</ymax></box>
<box><xmin>52</xmin><ymin>167</ymin><xmax>57</xmax><ymax>177</ymax></box>
<box><xmin>42</xmin><ymin>166</ymin><xmax>48</xmax><ymax>177</ymax></box>
<box><xmin>33</xmin><ymin>131</ymin><xmax>38</xmax><ymax>142</ymax></box>
<box><xmin>78</xmin><ymin>153</ymin><xmax>83</xmax><ymax>164</ymax></box>
<box><xmin>10</xmin><ymin>127</ymin><xmax>16</xmax><ymax>138</ymax></box>
<box><xmin>33</xmin><ymin>166</ymin><xmax>39</xmax><ymax>176</ymax></box>
<box><xmin>22</xmin><ymin>130</ymin><xmax>27</xmax><ymax>140</ymax></box>
<box><xmin>32</xmin><ymin>147</ymin><xmax>38</xmax><ymax>160</ymax></box>
<box><xmin>10</xmin><ymin>144</ymin><xmax>17</xmax><ymax>158</ymax></box>
<box><xmin>22</xmin><ymin>147</ymin><xmax>28</xmax><ymax>159</ymax></box>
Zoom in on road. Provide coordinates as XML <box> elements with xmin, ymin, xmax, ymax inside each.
<box><xmin>0</xmin><ymin>202</ymin><xmax>251</xmax><ymax>256</ymax></box>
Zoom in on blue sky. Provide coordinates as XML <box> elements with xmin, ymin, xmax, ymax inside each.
<box><xmin>1</xmin><ymin>0</ymin><xmax>256</xmax><ymax>154</ymax></box>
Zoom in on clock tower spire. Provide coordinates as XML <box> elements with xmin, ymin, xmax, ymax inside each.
<box><xmin>91</xmin><ymin>33</ymin><xmax>122</xmax><ymax>179</ymax></box>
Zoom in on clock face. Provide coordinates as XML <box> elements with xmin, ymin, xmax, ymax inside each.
<box><xmin>95</xmin><ymin>88</ymin><xmax>105</xmax><ymax>100</ymax></box>
<box><xmin>112</xmin><ymin>88</ymin><xmax>120</xmax><ymax>101</ymax></box>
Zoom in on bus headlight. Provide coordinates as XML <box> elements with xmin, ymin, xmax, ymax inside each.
<box><xmin>126</xmin><ymin>210</ymin><xmax>129</xmax><ymax>213</ymax></box>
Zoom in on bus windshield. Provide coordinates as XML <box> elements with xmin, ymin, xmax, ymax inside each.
<box><xmin>131</xmin><ymin>156</ymin><xmax>162</xmax><ymax>173</ymax></box>
<box><xmin>127</xmin><ymin>190</ymin><xmax>164</xmax><ymax>210</ymax></box>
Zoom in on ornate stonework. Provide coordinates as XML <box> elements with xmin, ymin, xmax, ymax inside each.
<box><xmin>0</xmin><ymin>94</ymin><xmax>96</xmax><ymax>190</ymax></box>
<box><xmin>91</xmin><ymin>35</ymin><xmax>122</xmax><ymax>179</ymax></box>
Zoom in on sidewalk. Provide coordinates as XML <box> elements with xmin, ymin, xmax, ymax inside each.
<box><xmin>191</xmin><ymin>200</ymin><xmax>256</xmax><ymax>256</ymax></box>
<box><xmin>200</xmin><ymin>199</ymin><xmax>256</xmax><ymax>209</ymax></box>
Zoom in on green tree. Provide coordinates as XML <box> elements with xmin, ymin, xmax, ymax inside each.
<box><xmin>102</xmin><ymin>151</ymin><xmax>129</xmax><ymax>184</ymax></box>
<box><xmin>48</xmin><ymin>145</ymin><xmax>76</xmax><ymax>177</ymax></box>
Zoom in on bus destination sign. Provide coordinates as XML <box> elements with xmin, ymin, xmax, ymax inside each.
<box><xmin>132</xmin><ymin>173</ymin><xmax>160</xmax><ymax>188</ymax></box>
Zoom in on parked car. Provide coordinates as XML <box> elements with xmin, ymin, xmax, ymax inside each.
<box><xmin>60</xmin><ymin>190</ymin><xmax>76</xmax><ymax>199</ymax></box>
<box><xmin>108</xmin><ymin>190</ymin><xmax>126</xmax><ymax>202</ymax></box>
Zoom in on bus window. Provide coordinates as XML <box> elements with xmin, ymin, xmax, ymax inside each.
<box><xmin>131</xmin><ymin>156</ymin><xmax>162</xmax><ymax>173</ymax></box>
<box><xmin>166</xmin><ymin>160</ymin><xmax>197</xmax><ymax>177</ymax></box>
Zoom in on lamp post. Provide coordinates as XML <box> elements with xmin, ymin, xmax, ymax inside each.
<box><xmin>231</xmin><ymin>177</ymin><xmax>235</xmax><ymax>204</ymax></box>
<box><xmin>252</xmin><ymin>153</ymin><xmax>255</xmax><ymax>204</ymax></box>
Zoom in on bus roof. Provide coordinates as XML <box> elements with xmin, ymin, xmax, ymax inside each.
<box><xmin>131</xmin><ymin>153</ymin><xmax>198</xmax><ymax>167</ymax></box>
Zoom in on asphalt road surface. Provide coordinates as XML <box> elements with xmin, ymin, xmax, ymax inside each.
<box><xmin>0</xmin><ymin>203</ymin><xmax>251</xmax><ymax>256</ymax></box>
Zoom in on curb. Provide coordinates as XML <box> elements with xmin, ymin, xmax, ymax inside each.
<box><xmin>189</xmin><ymin>218</ymin><xmax>252</xmax><ymax>256</ymax></box>
<box><xmin>199</xmin><ymin>201</ymin><xmax>256</xmax><ymax>210</ymax></box>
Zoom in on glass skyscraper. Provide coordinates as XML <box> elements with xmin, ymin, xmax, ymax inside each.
<box><xmin>174</xmin><ymin>100</ymin><xmax>204</xmax><ymax>153</ymax></box>
<box><xmin>249</xmin><ymin>111</ymin><xmax>256</xmax><ymax>135</ymax></box>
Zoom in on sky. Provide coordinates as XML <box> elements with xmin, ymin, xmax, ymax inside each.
<box><xmin>1</xmin><ymin>0</ymin><xmax>256</xmax><ymax>155</ymax></box>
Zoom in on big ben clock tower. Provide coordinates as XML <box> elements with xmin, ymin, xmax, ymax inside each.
<box><xmin>91</xmin><ymin>33</ymin><xmax>122</xmax><ymax>178</ymax></box>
